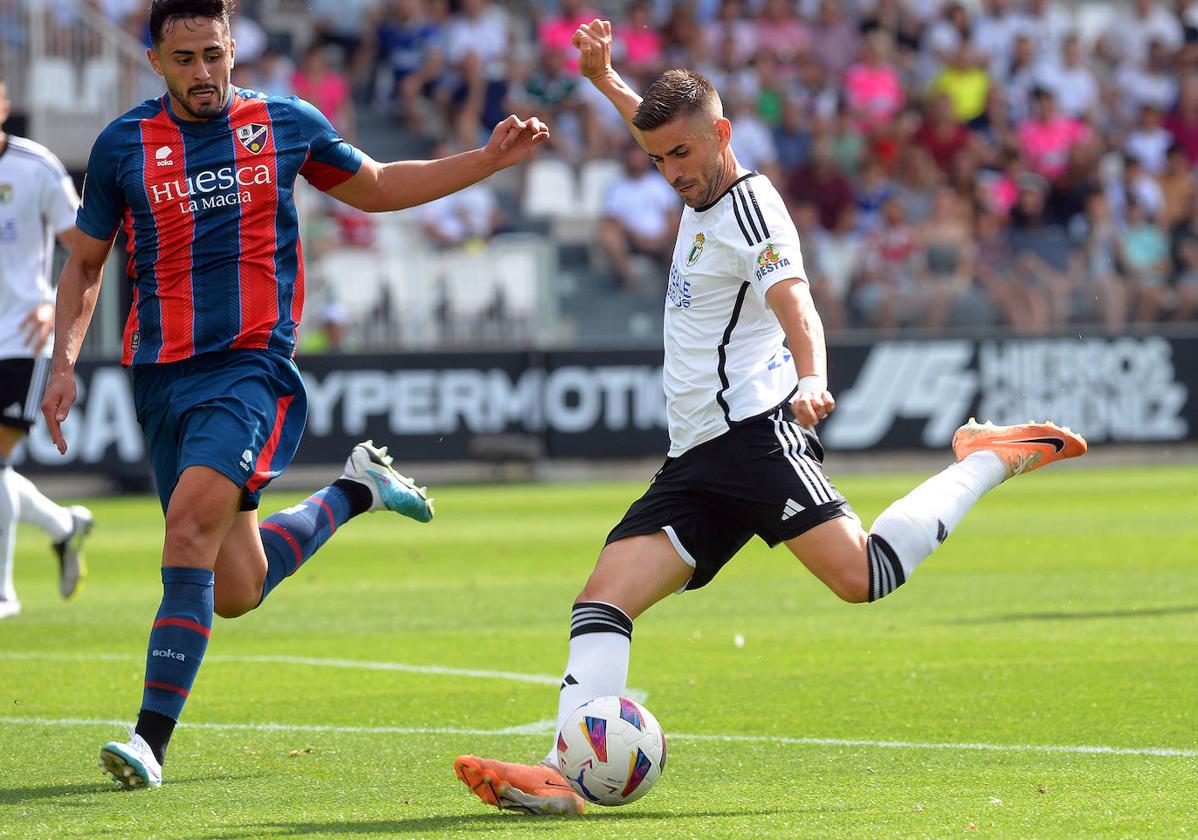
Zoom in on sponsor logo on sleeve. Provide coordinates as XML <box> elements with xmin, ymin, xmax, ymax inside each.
<box><xmin>754</xmin><ymin>242</ymin><xmax>790</xmax><ymax>280</ymax></box>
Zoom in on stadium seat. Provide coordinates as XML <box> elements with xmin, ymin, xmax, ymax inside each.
<box><xmin>31</xmin><ymin>58</ymin><xmax>77</xmax><ymax>109</ymax></box>
<box><xmin>316</xmin><ymin>247</ymin><xmax>387</xmax><ymax>320</ymax></box>
<box><xmin>79</xmin><ymin>56</ymin><xmax>120</xmax><ymax>113</ymax></box>
<box><xmin>521</xmin><ymin>157</ymin><xmax>578</xmax><ymax>219</ymax></box>
<box><xmin>577</xmin><ymin>158</ymin><xmax>623</xmax><ymax>219</ymax></box>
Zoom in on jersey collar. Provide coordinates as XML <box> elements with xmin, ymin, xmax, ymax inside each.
<box><xmin>160</xmin><ymin>89</ymin><xmax>237</xmax><ymax>135</ymax></box>
<box><xmin>694</xmin><ymin>170</ymin><xmax>758</xmax><ymax>213</ymax></box>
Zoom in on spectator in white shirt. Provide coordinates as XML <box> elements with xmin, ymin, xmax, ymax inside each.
<box><xmin>597</xmin><ymin>144</ymin><xmax>682</xmax><ymax>290</ymax></box>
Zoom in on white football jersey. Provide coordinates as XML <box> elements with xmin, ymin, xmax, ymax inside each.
<box><xmin>0</xmin><ymin>135</ymin><xmax>78</xmax><ymax>360</ymax></box>
<box><xmin>663</xmin><ymin>172</ymin><xmax>806</xmax><ymax>456</ymax></box>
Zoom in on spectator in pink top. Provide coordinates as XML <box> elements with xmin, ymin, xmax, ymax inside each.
<box><xmin>845</xmin><ymin>30</ymin><xmax>905</xmax><ymax>130</ymax></box>
<box><xmin>537</xmin><ymin>0</ymin><xmax>596</xmax><ymax>72</ymax></box>
<box><xmin>1017</xmin><ymin>88</ymin><xmax>1091</xmax><ymax>181</ymax></box>
<box><xmin>1165</xmin><ymin>77</ymin><xmax>1198</xmax><ymax>166</ymax></box>
<box><xmin>614</xmin><ymin>2</ymin><xmax>663</xmax><ymax>76</ymax></box>
<box><xmin>292</xmin><ymin>45</ymin><xmax>355</xmax><ymax>140</ymax></box>
<box><xmin>755</xmin><ymin>0</ymin><xmax>811</xmax><ymax>61</ymax></box>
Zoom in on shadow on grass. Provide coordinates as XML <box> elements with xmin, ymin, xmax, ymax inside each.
<box><xmin>0</xmin><ymin>774</ymin><xmax>262</xmax><ymax>806</ymax></box>
<box><xmin>948</xmin><ymin>605</ymin><xmax>1198</xmax><ymax>624</ymax></box>
<box><xmin>204</xmin><ymin>809</ymin><xmax>780</xmax><ymax>837</ymax></box>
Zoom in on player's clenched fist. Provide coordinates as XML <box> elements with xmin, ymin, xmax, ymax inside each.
<box><xmin>789</xmin><ymin>376</ymin><xmax>836</xmax><ymax>428</ymax></box>
<box><xmin>572</xmin><ymin>18</ymin><xmax>613</xmax><ymax>81</ymax></box>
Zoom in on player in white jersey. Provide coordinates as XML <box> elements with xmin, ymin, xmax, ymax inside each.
<box><xmin>453</xmin><ymin>21</ymin><xmax>1089</xmax><ymax>815</ymax></box>
<box><xmin>0</xmin><ymin>76</ymin><xmax>94</xmax><ymax>619</ymax></box>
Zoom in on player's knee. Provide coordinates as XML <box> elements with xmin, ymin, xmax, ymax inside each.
<box><xmin>213</xmin><ymin>596</ymin><xmax>256</xmax><ymax>619</ymax></box>
<box><xmin>827</xmin><ymin>564</ymin><xmax>870</xmax><ymax>604</ymax></box>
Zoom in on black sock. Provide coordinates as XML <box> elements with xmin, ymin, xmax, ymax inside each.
<box><xmin>332</xmin><ymin>478</ymin><xmax>373</xmax><ymax>517</ymax></box>
<box><xmin>135</xmin><ymin>709</ymin><xmax>176</xmax><ymax>766</ymax></box>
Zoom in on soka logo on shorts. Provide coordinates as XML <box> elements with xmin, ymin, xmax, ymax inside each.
<box><xmin>240</xmin><ymin>449</ymin><xmax>253</xmax><ymax>471</ymax></box>
<box><xmin>152</xmin><ymin>648</ymin><xmax>185</xmax><ymax>661</ymax></box>
<box><xmin>754</xmin><ymin>243</ymin><xmax>790</xmax><ymax>281</ymax></box>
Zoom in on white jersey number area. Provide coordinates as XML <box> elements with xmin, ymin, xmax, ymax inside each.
<box><xmin>663</xmin><ymin>173</ymin><xmax>807</xmax><ymax>456</ymax></box>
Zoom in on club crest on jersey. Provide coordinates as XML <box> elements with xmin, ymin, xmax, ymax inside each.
<box><xmin>235</xmin><ymin>123</ymin><xmax>269</xmax><ymax>154</ymax></box>
<box><xmin>754</xmin><ymin>242</ymin><xmax>791</xmax><ymax>281</ymax></box>
<box><xmin>686</xmin><ymin>232</ymin><xmax>705</xmax><ymax>266</ymax></box>
<box><xmin>0</xmin><ymin>183</ymin><xmax>11</xmax><ymax>204</ymax></box>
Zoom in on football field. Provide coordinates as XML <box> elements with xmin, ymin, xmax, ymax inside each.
<box><xmin>1</xmin><ymin>464</ymin><xmax>1195</xmax><ymax>838</ymax></box>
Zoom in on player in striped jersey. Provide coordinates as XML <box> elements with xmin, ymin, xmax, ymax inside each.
<box><xmin>0</xmin><ymin>74</ymin><xmax>94</xmax><ymax>621</ymax></box>
<box><xmin>40</xmin><ymin>0</ymin><xmax>548</xmax><ymax>790</ymax></box>
<box><xmin>454</xmin><ymin>20</ymin><xmax>1088</xmax><ymax>815</ymax></box>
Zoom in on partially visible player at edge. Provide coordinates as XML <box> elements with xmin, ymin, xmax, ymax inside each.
<box><xmin>0</xmin><ymin>73</ymin><xmax>94</xmax><ymax>621</ymax></box>
<box><xmin>454</xmin><ymin>19</ymin><xmax>1087</xmax><ymax>815</ymax></box>
<box><xmin>41</xmin><ymin>0</ymin><xmax>548</xmax><ymax>790</ymax></box>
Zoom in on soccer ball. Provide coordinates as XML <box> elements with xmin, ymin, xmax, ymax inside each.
<box><xmin>556</xmin><ymin>695</ymin><xmax>666</xmax><ymax>806</ymax></box>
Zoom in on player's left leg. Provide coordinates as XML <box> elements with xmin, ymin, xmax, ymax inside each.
<box><xmin>787</xmin><ymin>419</ymin><xmax>1088</xmax><ymax>603</ymax></box>
<box><xmin>212</xmin><ymin>440</ymin><xmax>434</xmax><ymax>618</ymax></box>
<box><xmin>5</xmin><ymin>469</ymin><xmax>94</xmax><ymax>599</ymax></box>
<box><xmin>0</xmin><ymin>426</ymin><xmax>21</xmax><ymax>618</ymax></box>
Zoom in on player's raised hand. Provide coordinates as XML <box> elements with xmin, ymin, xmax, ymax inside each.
<box><xmin>789</xmin><ymin>378</ymin><xmax>836</xmax><ymax>429</ymax></box>
<box><xmin>19</xmin><ymin>302</ymin><xmax>55</xmax><ymax>356</ymax></box>
<box><xmin>482</xmin><ymin>115</ymin><xmax>550</xmax><ymax>171</ymax></box>
<box><xmin>572</xmin><ymin>18</ymin><xmax>613</xmax><ymax>81</ymax></box>
<box><xmin>41</xmin><ymin>368</ymin><xmax>76</xmax><ymax>455</ymax></box>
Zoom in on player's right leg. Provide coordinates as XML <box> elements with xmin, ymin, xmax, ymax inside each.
<box><xmin>101</xmin><ymin>465</ymin><xmax>242</xmax><ymax>790</ymax></box>
<box><xmin>455</xmin><ymin>531</ymin><xmax>692</xmax><ymax>815</ymax></box>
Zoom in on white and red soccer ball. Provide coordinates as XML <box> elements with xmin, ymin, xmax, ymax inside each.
<box><xmin>556</xmin><ymin>696</ymin><xmax>666</xmax><ymax>806</ymax></box>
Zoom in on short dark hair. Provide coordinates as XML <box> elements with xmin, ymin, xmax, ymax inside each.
<box><xmin>632</xmin><ymin>69</ymin><xmax>719</xmax><ymax>132</ymax></box>
<box><xmin>149</xmin><ymin>0</ymin><xmax>233</xmax><ymax>46</ymax></box>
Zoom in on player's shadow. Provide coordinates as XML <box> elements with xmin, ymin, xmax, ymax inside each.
<box><xmin>230</xmin><ymin>809</ymin><xmax>778</xmax><ymax>836</ymax></box>
<box><xmin>948</xmin><ymin>605</ymin><xmax>1198</xmax><ymax>624</ymax></box>
<box><xmin>0</xmin><ymin>775</ymin><xmax>261</xmax><ymax>806</ymax></box>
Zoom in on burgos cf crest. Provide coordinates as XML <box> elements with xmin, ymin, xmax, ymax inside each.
<box><xmin>687</xmin><ymin>232</ymin><xmax>705</xmax><ymax>266</ymax></box>
<box><xmin>0</xmin><ymin>183</ymin><xmax>12</xmax><ymax>204</ymax></box>
<box><xmin>235</xmin><ymin>123</ymin><xmax>269</xmax><ymax>154</ymax></box>
<box><xmin>754</xmin><ymin>242</ymin><xmax>790</xmax><ymax>281</ymax></box>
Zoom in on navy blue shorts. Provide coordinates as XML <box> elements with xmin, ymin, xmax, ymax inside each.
<box><xmin>132</xmin><ymin>350</ymin><xmax>308</xmax><ymax>513</ymax></box>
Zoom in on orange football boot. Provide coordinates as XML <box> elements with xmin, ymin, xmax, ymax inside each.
<box><xmin>453</xmin><ymin>755</ymin><xmax>586</xmax><ymax>815</ymax></box>
<box><xmin>952</xmin><ymin>418</ymin><xmax>1088</xmax><ymax>478</ymax></box>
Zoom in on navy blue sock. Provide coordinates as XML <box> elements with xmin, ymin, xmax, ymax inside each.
<box><xmin>139</xmin><ymin>566</ymin><xmax>214</xmax><ymax>758</ymax></box>
<box><xmin>258</xmin><ymin>483</ymin><xmax>365</xmax><ymax>604</ymax></box>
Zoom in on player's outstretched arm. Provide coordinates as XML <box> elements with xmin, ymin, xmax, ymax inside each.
<box><xmin>42</xmin><ymin>229</ymin><xmax>112</xmax><ymax>455</ymax></box>
<box><xmin>765</xmin><ymin>278</ymin><xmax>835</xmax><ymax>429</ymax></box>
<box><xmin>573</xmin><ymin>19</ymin><xmax>644</xmax><ymax>143</ymax></box>
<box><xmin>327</xmin><ymin>114</ymin><xmax>550</xmax><ymax>213</ymax></box>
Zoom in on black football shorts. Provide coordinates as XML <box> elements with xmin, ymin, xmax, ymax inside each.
<box><xmin>0</xmin><ymin>357</ymin><xmax>49</xmax><ymax>433</ymax></box>
<box><xmin>606</xmin><ymin>405</ymin><xmax>851</xmax><ymax>590</ymax></box>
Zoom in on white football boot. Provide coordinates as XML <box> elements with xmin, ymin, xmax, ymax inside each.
<box><xmin>340</xmin><ymin>440</ymin><xmax>434</xmax><ymax>522</ymax></box>
<box><xmin>99</xmin><ymin>733</ymin><xmax>163</xmax><ymax>790</ymax></box>
<box><xmin>54</xmin><ymin>505</ymin><xmax>94</xmax><ymax>600</ymax></box>
<box><xmin>0</xmin><ymin>599</ymin><xmax>20</xmax><ymax>620</ymax></box>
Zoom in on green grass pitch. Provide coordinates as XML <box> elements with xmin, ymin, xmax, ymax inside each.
<box><xmin>0</xmin><ymin>464</ymin><xmax>1195</xmax><ymax>838</ymax></box>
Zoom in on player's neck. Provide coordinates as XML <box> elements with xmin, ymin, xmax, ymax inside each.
<box><xmin>165</xmin><ymin>90</ymin><xmax>231</xmax><ymax>123</ymax></box>
<box><xmin>708</xmin><ymin>153</ymin><xmax>744</xmax><ymax>202</ymax></box>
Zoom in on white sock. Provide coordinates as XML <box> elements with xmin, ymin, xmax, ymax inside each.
<box><xmin>0</xmin><ymin>466</ymin><xmax>19</xmax><ymax>603</ymax></box>
<box><xmin>866</xmin><ymin>451</ymin><xmax>1007</xmax><ymax>600</ymax></box>
<box><xmin>9</xmin><ymin>470</ymin><xmax>72</xmax><ymax>541</ymax></box>
<box><xmin>543</xmin><ymin>601</ymin><xmax>632</xmax><ymax>767</ymax></box>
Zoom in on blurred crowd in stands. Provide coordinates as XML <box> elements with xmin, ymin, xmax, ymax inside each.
<box><xmin>57</xmin><ymin>0</ymin><xmax>1198</xmax><ymax>333</ymax></box>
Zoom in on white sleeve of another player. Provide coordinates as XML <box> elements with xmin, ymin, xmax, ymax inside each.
<box><xmin>731</xmin><ymin>179</ymin><xmax>807</xmax><ymax>301</ymax></box>
<box><xmin>42</xmin><ymin>166</ymin><xmax>80</xmax><ymax>236</ymax></box>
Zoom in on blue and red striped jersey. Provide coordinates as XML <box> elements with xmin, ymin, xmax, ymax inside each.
<box><xmin>76</xmin><ymin>87</ymin><xmax>362</xmax><ymax>365</ymax></box>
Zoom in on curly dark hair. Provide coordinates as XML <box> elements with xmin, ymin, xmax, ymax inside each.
<box><xmin>631</xmin><ymin>69</ymin><xmax>720</xmax><ymax>132</ymax></box>
<box><xmin>149</xmin><ymin>0</ymin><xmax>233</xmax><ymax>46</ymax></box>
